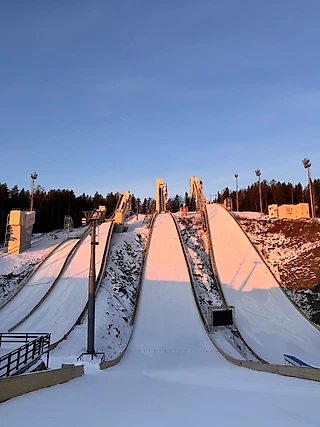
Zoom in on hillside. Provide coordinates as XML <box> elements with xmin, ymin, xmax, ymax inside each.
<box><xmin>235</xmin><ymin>214</ymin><xmax>320</xmax><ymax>324</ymax></box>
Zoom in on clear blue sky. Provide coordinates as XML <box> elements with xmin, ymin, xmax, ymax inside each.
<box><xmin>1</xmin><ymin>0</ymin><xmax>320</xmax><ymax>200</ymax></box>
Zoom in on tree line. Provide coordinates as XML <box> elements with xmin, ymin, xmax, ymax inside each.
<box><xmin>163</xmin><ymin>178</ymin><xmax>320</xmax><ymax>216</ymax></box>
<box><xmin>0</xmin><ymin>182</ymin><xmax>163</xmax><ymax>243</ymax></box>
<box><xmin>1</xmin><ymin>177</ymin><xmax>318</xmax><ymax>243</ymax></box>
<box><xmin>217</xmin><ymin>178</ymin><xmax>320</xmax><ymax>215</ymax></box>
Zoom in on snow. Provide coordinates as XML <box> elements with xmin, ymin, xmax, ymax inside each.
<box><xmin>13</xmin><ymin>222</ymin><xmax>112</xmax><ymax>344</ymax></box>
<box><xmin>207</xmin><ymin>203</ymin><xmax>320</xmax><ymax>366</ymax></box>
<box><xmin>237</xmin><ymin>217</ymin><xmax>320</xmax><ymax>323</ymax></box>
<box><xmin>233</xmin><ymin>211</ymin><xmax>266</xmax><ymax>219</ymax></box>
<box><xmin>175</xmin><ymin>212</ymin><xmax>258</xmax><ymax>362</ymax></box>
<box><xmin>0</xmin><ymin>239</ymin><xmax>79</xmax><ymax>331</ymax></box>
<box><xmin>0</xmin><ymin>227</ymin><xmax>87</xmax><ymax>305</ymax></box>
<box><xmin>2</xmin><ymin>212</ymin><xmax>320</xmax><ymax>427</ymax></box>
<box><xmin>52</xmin><ymin>215</ymin><xmax>149</xmax><ymax>365</ymax></box>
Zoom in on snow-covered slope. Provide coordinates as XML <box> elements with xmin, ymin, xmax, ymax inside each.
<box><xmin>0</xmin><ymin>239</ymin><xmax>79</xmax><ymax>331</ymax></box>
<box><xmin>3</xmin><ymin>212</ymin><xmax>320</xmax><ymax>427</ymax></box>
<box><xmin>13</xmin><ymin>222</ymin><xmax>112</xmax><ymax>344</ymax></box>
<box><xmin>175</xmin><ymin>212</ymin><xmax>259</xmax><ymax>361</ymax></box>
<box><xmin>0</xmin><ymin>227</ymin><xmax>87</xmax><ymax>305</ymax></box>
<box><xmin>51</xmin><ymin>215</ymin><xmax>149</xmax><ymax>364</ymax></box>
<box><xmin>235</xmin><ymin>216</ymin><xmax>320</xmax><ymax>323</ymax></box>
<box><xmin>118</xmin><ymin>212</ymin><xmax>224</xmax><ymax>369</ymax></box>
<box><xmin>207</xmin><ymin>203</ymin><xmax>320</xmax><ymax>366</ymax></box>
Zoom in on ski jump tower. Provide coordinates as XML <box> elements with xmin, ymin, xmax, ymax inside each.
<box><xmin>190</xmin><ymin>176</ymin><xmax>206</xmax><ymax>211</ymax></box>
<box><xmin>5</xmin><ymin>173</ymin><xmax>37</xmax><ymax>254</ymax></box>
<box><xmin>114</xmin><ymin>191</ymin><xmax>131</xmax><ymax>232</ymax></box>
<box><xmin>156</xmin><ymin>178</ymin><xmax>167</xmax><ymax>212</ymax></box>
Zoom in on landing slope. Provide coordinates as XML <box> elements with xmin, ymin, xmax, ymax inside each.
<box><xmin>119</xmin><ymin>213</ymin><xmax>223</xmax><ymax>369</ymax></box>
<box><xmin>0</xmin><ymin>239</ymin><xmax>78</xmax><ymax>331</ymax></box>
<box><xmin>14</xmin><ymin>222</ymin><xmax>112</xmax><ymax>344</ymax></box>
<box><xmin>207</xmin><ymin>203</ymin><xmax>320</xmax><ymax>365</ymax></box>
<box><xmin>2</xmin><ymin>214</ymin><xmax>320</xmax><ymax>427</ymax></box>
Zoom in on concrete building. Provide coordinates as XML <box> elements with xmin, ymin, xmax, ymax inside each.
<box><xmin>268</xmin><ymin>203</ymin><xmax>310</xmax><ymax>220</ymax></box>
<box><xmin>268</xmin><ymin>204</ymin><xmax>279</xmax><ymax>219</ymax></box>
<box><xmin>8</xmin><ymin>210</ymin><xmax>36</xmax><ymax>254</ymax></box>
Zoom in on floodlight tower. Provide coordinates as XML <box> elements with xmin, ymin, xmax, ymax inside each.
<box><xmin>255</xmin><ymin>169</ymin><xmax>262</xmax><ymax>215</ymax></box>
<box><xmin>30</xmin><ymin>172</ymin><xmax>38</xmax><ymax>211</ymax></box>
<box><xmin>302</xmin><ymin>158</ymin><xmax>315</xmax><ymax>218</ymax></box>
<box><xmin>234</xmin><ymin>174</ymin><xmax>239</xmax><ymax>211</ymax></box>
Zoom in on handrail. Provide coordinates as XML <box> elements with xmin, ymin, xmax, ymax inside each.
<box><xmin>0</xmin><ymin>332</ymin><xmax>50</xmax><ymax>378</ymax></box>
<box><xmin>9</xmin><ymin>230</ymin><xmax>90</xmax><ymax>332</ymax></box>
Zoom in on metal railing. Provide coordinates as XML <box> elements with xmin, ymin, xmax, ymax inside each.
<box><xmin>0</xmin><ymin>332</ymin><xmax>50</xmax><ymax>378</ymax></box>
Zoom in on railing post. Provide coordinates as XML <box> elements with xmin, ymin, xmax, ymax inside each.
<box><xmin>25</xmin><ymin>342</ymin><xmax>29</xmax><ymax>364</ymax></box>
<box><xmin>39</xmin><ymin>336</ymin><xmax>44</xmax><ymax>355</ymax></box>
<box><xmin>32</xmin><ymin>340</ymin><xmax>36</xmax><ymax>359</ymax></box>
<box><xmin>16</xmin><ymin>347</ymin><xmax>21</xmax><ymax>371</ymax></box>
<box><xmin>7</xmin><ymin>353</ymin><xmax>11</xmax><ymax>377</ymax></box>
<box><xmin>46</xmin><ymin>334</ymin><xmax>50</xmax><ymax>368</ymax></box>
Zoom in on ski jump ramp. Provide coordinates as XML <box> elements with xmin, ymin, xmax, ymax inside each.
<box><xmin>2</xmin><ymin>213</ymin><xmax>320</xmax><ymax>427</ymax></box>
<box><xmin>119</xmin><ymin>213</ymin><xmax>224</xmax><ymax>370</ymax></box>
<box><xmin>0</xmin><ymin>239</ymin><xmax>79</xmax><ymax>332</ymax></box>
<box><xmin>206</xmin><ymin>203</ymin><xmax>320</xmax><ymax>366</ymax></box>
<box><xmin>13</xmin><ymin>222</ymin><xmax>113</xmax><ymax>345</ymax></box>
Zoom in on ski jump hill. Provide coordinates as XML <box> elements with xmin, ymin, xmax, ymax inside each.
<box><xmin>2</xmin><ymin>213</ymin><xmax>320</xmax><ymax>427</ymax></box>
<box><xmin>0</xmin><ymin>222</ymin><xmax>113</xmax><ymax>346</ymax></box>
<box><xmin>206</xmin><ymin>203</ymin><xmax>320</xmax><ymax>366</ymax></box>
<box><xmin>1</xmin><ymin>214</ymin><xmax>320</xmax><ymax>427</ymax></box>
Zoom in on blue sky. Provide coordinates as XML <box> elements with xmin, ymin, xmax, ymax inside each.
<box><xmin>1</xmin><ymin>0</ymin><xmax>320</xmax><ymax>200</ymax></box>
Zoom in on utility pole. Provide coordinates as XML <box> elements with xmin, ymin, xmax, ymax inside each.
<box><xmin>255</xmin><ymin>169</ymin><xmax>262</xmax><ymax>215</ymax></box>
<box><xmin>302</xmin><ymin>158</ymin><xmax>315</xmax><ymax>218</ymax></box>
<box><xmin>78</xmin><ymin>210</ymin><xmax>104</xmax><ymax>361</ymax></box>
<box><xmin>87</xmin><ymin>218</ymin><xmax>97</xmax><ymax>354</ymax></box>
<box><xmin>234</xmin><ymin>174</ymin><xmax>239</xmax><ymax>211</ymax></box>
<box><xmin>30</xmin><ymin>172</ymin><xmax>38</xmax><ymax>211</ymax></box>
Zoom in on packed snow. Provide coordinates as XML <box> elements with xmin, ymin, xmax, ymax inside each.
<box><xmin>0</xmin><ymin>239</ymin><xmax>79</xmax><ymax>332</ymax></box>
<box><xmin>13</xmin><ymin>222</ymin><xmax>112</xmax><ymax>344</ymax></box>
<box><xmin>207</xmin><ymin>203</ymin><xmax>320</xmax><ymax>366</ymax></box>
<box><xmin>175</xmin><ymin>212</ymin><xmax>258</xmax><ymax>362</ymax></box>
<box><xmin>52</xmin><ymin>215</ymin><xmax>149</xmax><ymax>365</ymax></box>
<box><xmin>0</xmin><ymin>227</ymin><xmax>87</xmax><ymax>306</ymax></box>
<box><xmin>2</xmin><ymin>213</ymin><xmax>320</xmax><ymax>427</ymax></box>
